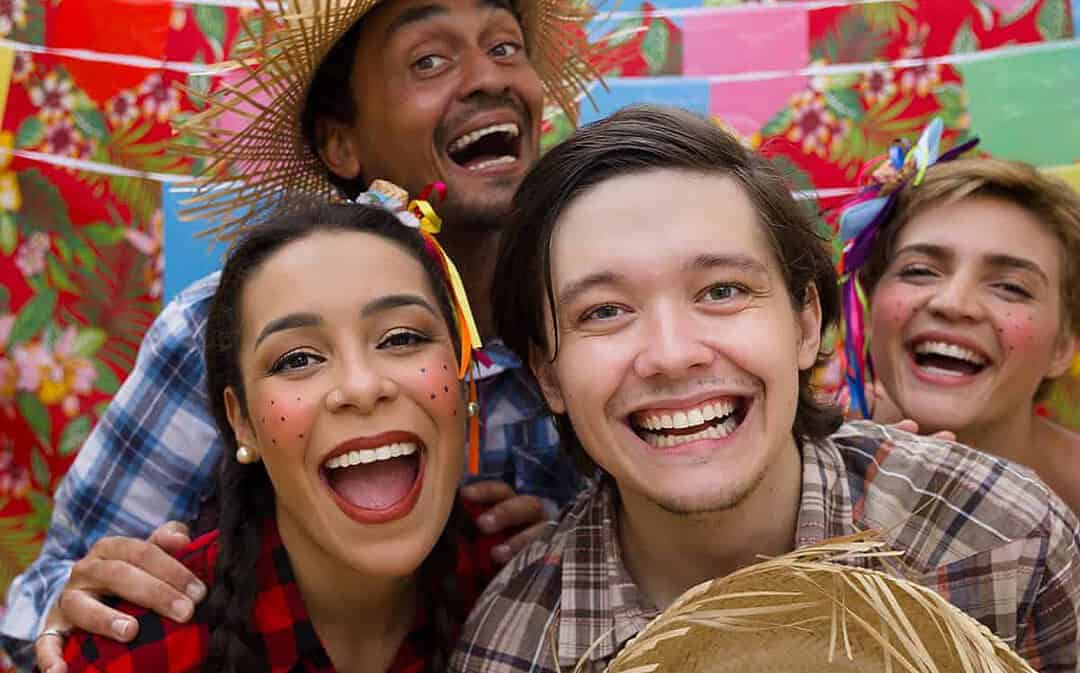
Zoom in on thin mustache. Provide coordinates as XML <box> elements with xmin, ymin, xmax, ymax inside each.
<box><xmin>619</xmin><ymin>376</ymin><xmax>764</xmax><ymax>406</ymax></box>
<box><xmin>438</xmin><ymin>96</ymin><xmax>527</xmax><ymax>142</ymax></box>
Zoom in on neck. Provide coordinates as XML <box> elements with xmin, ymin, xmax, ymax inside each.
<box><xmin>439</xmin><ymin>228</ymin><xmax>501</xmax><ymax>341</ymax></box>
<box><xmin>953</xmin><ymin>408</ymin><xmax>1036</xmax><ymax>466</ymax></box>
<box><xmin>277</xmin><ymin>513</ymin><xmax>418</xmax><ymax>673</ymax></box>
<box><xmin>616</xmin><ymin>438</ymin><xmax>804</xmax><ymax>610</ymax></box>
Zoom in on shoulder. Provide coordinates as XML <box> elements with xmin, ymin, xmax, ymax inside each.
<box><xmin>63</xmin><ymin>531</ymin><xmax>221</xmax><ymax>672</ymax></box>
<box><xmin>829</xmin><ymin>421</ymin><xmax>1063</xmax><ymax>561</ymax></box>
<box><xmin>1034</xmin><ymin>418</ymin><xmax>1080</xmax><ymax>514</ymax></box>
<box><xmin>142</xmin><ymin>272</ymin><xmax>220</xmax><ymax>349</ymax></box>
<box><xmin>453</xmin><ymin>491</ymin><xmax>597</xmax><ymax>673</ymax></box>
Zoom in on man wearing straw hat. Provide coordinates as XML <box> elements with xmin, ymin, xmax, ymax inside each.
<box><xmin>2</xmin><ymin>1</ymin><xmax>602</xmax><ymax>670</ymax></box>
<box><xmin>453</xmin><ymin>105</ymin><xmax>1080</xmax><ymax>673</ymax></box>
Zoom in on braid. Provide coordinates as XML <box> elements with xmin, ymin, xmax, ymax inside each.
<box><xmin>422</xmin><ymin>497</ymin><xmax>471</xmax><ymax>672</ymax></box>
<box><xmin>203</xmin><ymin>458</ymin><xmax>275</xmax><ymax>672</ymax></box>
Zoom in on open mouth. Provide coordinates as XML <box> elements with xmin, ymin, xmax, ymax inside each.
<box><xmin>630</xmin><ymin>397</ymin><xmax>751</xmax><ymax>449</ymax></box>
<box><xmin>447</xmin><ymin>122</ymin><xmax>521</xmax><ymax>171</ymax></box>
<box><xmin>909</xmin><ymin>340</ymin><xmax>989</xmax><ymax>378</ymax></box>
<box><xmin>322</xmin><ymin>441</ymin><xmax>422</xmax><ymax>515</ymax></box>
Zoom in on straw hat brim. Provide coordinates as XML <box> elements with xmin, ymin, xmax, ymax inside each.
<box><xmin>175</xmin><ymin>0</ymin><xmax>603</xmax><ymax>242</ymax></box>
<box><xmin>603</xmin><ymin>535</ymin><xmax>1034</xmax><ymax>673</ymax></box>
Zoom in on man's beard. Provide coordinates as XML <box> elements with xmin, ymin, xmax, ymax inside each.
<box><xmin>438</xmin><ymin>184</ymin><xmax>516</xmax><ymax>237</ymax></box>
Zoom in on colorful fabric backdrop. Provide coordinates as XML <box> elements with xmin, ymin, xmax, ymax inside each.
<box><xmin>0</xmin><ymin>1</ymin><xmax>1077</xmax><ymax>665</ymax></box>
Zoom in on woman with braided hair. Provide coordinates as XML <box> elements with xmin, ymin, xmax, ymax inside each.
<box><xmin>60</xmin><ymin>195</ymin><xmax>504</xmax><ymax>673</ymax></box>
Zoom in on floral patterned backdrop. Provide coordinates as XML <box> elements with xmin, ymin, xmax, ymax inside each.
<box><xmin>0</xmin><ymin>0</ymin><xmax>1077</xmax><ymax>666</ymax></box>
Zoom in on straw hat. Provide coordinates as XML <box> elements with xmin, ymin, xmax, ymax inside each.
<box><xmin>175</xmin><ymin>0</ymin><xmax>603</xmax><ymax>241</ymax></box>
<box><xmin>603</xmin><ymin>534</ymin><xmax>1034</xmax><ymax>673</ymax></box>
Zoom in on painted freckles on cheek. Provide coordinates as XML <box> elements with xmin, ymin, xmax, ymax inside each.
<box><xmin>410</xmin><ymin>357</ymin><xmax>462</xmax><ymax>417</ymax></box>
<box><xmin>998</xmin><ymin>309</ymin><xmax>1043</xmax><ymax>355</ymax></box>
<box><xmin>257</xmin><ymin>395</ymin><xmax>317</xmax><ymax>447</ymax></box>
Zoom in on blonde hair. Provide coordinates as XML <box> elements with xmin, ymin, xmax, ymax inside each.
<box><xmin>859</xmin><ymin>156</ymin><xmax>1080</xmax><ymax>398</ymax></box>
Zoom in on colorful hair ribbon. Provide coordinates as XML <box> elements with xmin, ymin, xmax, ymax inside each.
<box><xmin>355</xmin><ymin>180</ymin><xmax>485</xmax><ymax>472</ymax></box>
<box><xmin>834</xmin><ymin>119</ymin><xmax>980</xmax><ymax>418</ymax></box>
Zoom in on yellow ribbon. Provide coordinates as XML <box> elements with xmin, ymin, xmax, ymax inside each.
<box><xmin>408</xmin><ymin>199</ymin><xmax>442</xmax><ymax>235</ymax></box>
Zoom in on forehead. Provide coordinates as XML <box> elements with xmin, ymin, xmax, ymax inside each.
<box><xmin>898</xmin><ymin>196</ymin><xmax>1063</xmax><ymax>271</ymax></box>
<box><xmin>242</xmin><ymin>230</ymin><xmax>435</xmax><ymax>330</ymax></box>
<box><xmin>549</xmin><ymin>170</ymin><xmax>777</xmax><ymax>284</ymax></box>
<box><xmin>360</xmin><ymin>0</ymin><xmax>519</xmax><ymax>38</ymax></box>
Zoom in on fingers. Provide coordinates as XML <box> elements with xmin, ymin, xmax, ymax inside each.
<box><xmin>56</xmin><ymin>587</ymin><xmax>139</xmax><ymax>642</ymax></box>
<box><xmin>475</xmin><ymin>494</ymin><xmax>546</xmax><ymax>536</ymax></box>
<box><xmin>887</xmin><ymin>419</ymin><xmax>957</xmax><ymax>442</ymax></box>
<box><xmin>35</xmin><ymin>617</ymin><xmax>70</xmax><ymax>673</ymax></box>
<box><xmin>890</xmin><ymin>419</ymin><xmax>920</xmax><ymax>435</ymax></box>
<box><xmin>460</xmin><ymin>480</ymin><xmax>516</xmax><ymax>505</ymax></box>
<box><xmin>147</xmin><ymin>521</ymin><xmax>191</xmax><ymax>555</ymax></box>
<box><xmin>491</xmin><ymin>522</ymin><xmax>547</xmax><ymax>565</ymax></box>
<box><xmin>61</xmin><ymin>536</ymin><xmax>207</xmax><ymax>640</ymax></box>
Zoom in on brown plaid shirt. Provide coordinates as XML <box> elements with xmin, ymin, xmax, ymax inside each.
<box><xmin>452</xmin><ymin>421</ymin><xmax>1080</xmax><ymax>673</ymax></box>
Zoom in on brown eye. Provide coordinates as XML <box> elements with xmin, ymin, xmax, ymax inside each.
<box><xmin>270</xmin><ymin>351</ymin><xmax>323</xmax><ymax>374</ymax></box>
<box><xmin>490</xmin><ymin>42</ymin><xmax>520</xmax><ymax>58</ymax></box>
<box><xmin>413</xmin><ymin>54</ymin><xmax>449</xmax><ymax>72</ymax></box>
<box><xmin>378</xmin><ymin>329</ymin><xmax>431</xmax><ymax>349</ymax></box>
<box><xmin>582</xmin><ymin>305</ymin><xmax>624</xmax><ymax>322</ymax></box>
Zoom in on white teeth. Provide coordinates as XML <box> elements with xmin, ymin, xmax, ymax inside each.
<box><xmin>467</xmin><ymin>155</ymin><xmax>517</xmax><ymax>171</ymax></box>
<box><xmin>324</xmin><ymin>442</ymin><xmax>417</xmax><ymax>470</ymax></box>
<box><xmin>640</xmin><ymin>399</ymin><xmax>737</xmax><ymax>432</ymax></box>
<box><xmin>913</xmin><ymin>340</ymin><xmax>987</xmax><ymax>366</ymax></box>
<box><xmin>448</xmin><ymin>122</ymin><xmax>520</xmax><ymax>153</ymax></box>
<box><xmin>642</xmin><ymin>416</ymin><xmax>738</xmax><ymax>448</ymax></box>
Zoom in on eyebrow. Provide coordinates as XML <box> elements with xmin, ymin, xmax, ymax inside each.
<box><xmin>385</xmin><ymin>0</ymin><xmax>511</xmax><ymax>37</ymax></box>
<box><xmin>895</xmin><ymin>243</ymin><xmax>1050</xmax><ymax>284</ymax></box>
<box><xmin>252</xmin><ymin>294</ymin><xmax>437</xmax><ymax>349</ymax></box>
<box><xmin>360</xmin><ymin>293</ymin><xmax>439</xmax><ymax>318</ymax></box>
<box><xmin>254</xmin><ymin>313</ymin><xmax>322</xmax><ymax>349</ymax></box>
<box><xmin>687</xmin><ymin>253</ymin><xmax>769</xmax><ymax>276</ymax></box>
<box><xmin>556</xmin><ymin>254</ymin><xmax>770</xmax><ymax>308</ymax></box>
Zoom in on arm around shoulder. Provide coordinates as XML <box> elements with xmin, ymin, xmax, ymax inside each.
<box><xmin>0</xmin><ymin>277</ymin><xmax>223</xmax><ymax>666</ymax></box>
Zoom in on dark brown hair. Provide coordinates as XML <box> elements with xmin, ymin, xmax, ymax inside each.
<box><xmin>203</xmin><ymin>201</ymin><xmax>466</xmax><ymax>673</ymax></box>
<box><xmin>493</xmin><ymin>104</ymin><xmax>843</xmax><ymax>472</ymax></box>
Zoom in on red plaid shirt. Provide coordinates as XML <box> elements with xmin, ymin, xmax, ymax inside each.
<box><xmin>61</xmin><ymin>506</ymin><xmax>504</xmax><ymax>673</ymax></box>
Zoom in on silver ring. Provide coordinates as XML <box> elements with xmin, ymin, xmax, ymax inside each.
<box><xmin>36</xmin><ymin>628</ymin><xmax>68</xmax><ymax>644</ymax></box>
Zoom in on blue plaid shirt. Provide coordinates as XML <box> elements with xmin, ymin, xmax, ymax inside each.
<box><xmin>0</xmin><ymin>272</ymin><xmax>579</xmax><ymax>668</ymax></box>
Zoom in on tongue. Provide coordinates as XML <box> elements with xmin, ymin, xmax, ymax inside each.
<box><xmin>326</xmin><ymin>456</ymin><xmax>419</xmax><ymax>510</ymax></box>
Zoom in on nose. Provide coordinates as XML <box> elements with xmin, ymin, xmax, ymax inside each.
<box><xmin>459</xmin><ymin>45</ymin><xmax>511</xmax><ymax>100</ymax></box>
<box><xmin>926</xmin><ymin>273</ymin><xmax>985</xmax><ymax>322</ymax></box>
<box><xmin>633</xmin><ymin>305</ymin><xmax>715</xmax><ymax>380</ymax></box>
<box><xmin>325</xmin><ymin>352</ymin><xmax>397</xmax><ymax>414</ymax></box>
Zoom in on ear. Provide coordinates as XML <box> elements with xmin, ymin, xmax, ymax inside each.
<box><xmin>796</xmin><ymin>283</ymin><xmax>824</xmax><ymax>371</ymax></box>
<box><xmin>1046</xmin><ymin>331</ymin><xmax>1078</xmax><ymax>379</ymax></box>
<box><xmin>529</xmin><ymin>346</ymin><xmax>566</xmax><ymax>415</ymax></box>
<box><xmin>225</xmin><ymin>386</ymin><xmax>260</xmax><ymax>457</ymax></box>
<box><xmin>314</xmin><ymin>118</ymin><xmax>362</xmax><ymax>181</ymax></box>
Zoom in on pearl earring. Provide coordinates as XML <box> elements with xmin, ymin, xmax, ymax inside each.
<box><xmin>467</xmin><ymin>401</ymin><xmax>479</xmax><ymax>417</ymax></box>
<box><xmin>236</xmin><ymin>445</ymin><xmax>258</xmax><ymax>464</ymax></box>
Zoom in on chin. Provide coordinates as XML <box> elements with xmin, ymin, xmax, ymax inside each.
<box><xmin>638</xmin><ymin>470</ymin><xmax>761</xmax><ymax>516</ymax></box>
<box><xmin>341</xmin><ymin>526</ymin><xmax>445</xmax><ymax>578</ymax></box>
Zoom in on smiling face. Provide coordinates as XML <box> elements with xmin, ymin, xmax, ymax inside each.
<box><xmin>225</xmin><ymin>230</ymin><xmax>465</xmax><ymax>578</ymax></box>
<box><xmin>869</xmin><ymin>196</ymin><xmax>1077</xmax><ymax>437</ymax></box>
<box><xmin>533</xmin><ymin>169</ymin><xmax>822</xmax><ymax>515</ymax></box>
<box><xmin>324</xmin><ymin>0</ymin><xmax>543</xmax><ymax>229</ymax></box>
